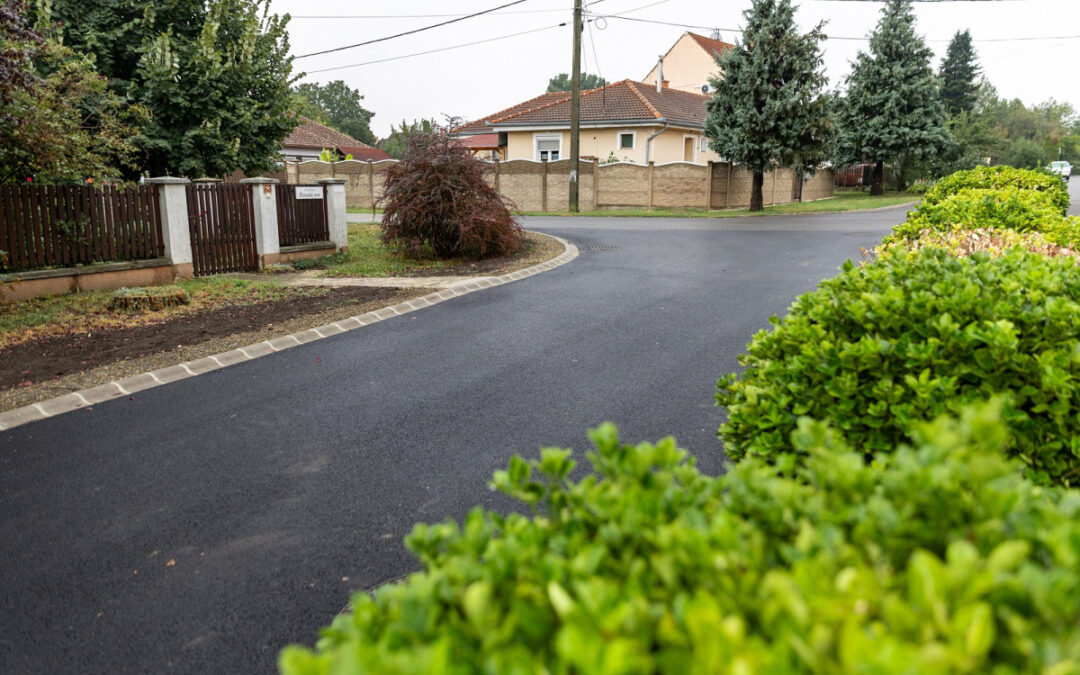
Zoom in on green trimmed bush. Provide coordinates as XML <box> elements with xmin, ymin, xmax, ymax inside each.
<box><xmin>717</xmin><ymin>247</ymin><xmax>1080</xmax><ymax>486</ymax></box>
<box><xmin>885</xmin><ymin>188</ymin><xmax>1079</xmax><ymax>248</ymax></box>
<box><xmin>923</xmin><ymin>166</ymin><xmax>1069</xmax><ymax>215</ymax></box>
<box><xmin>281</xmin><ymin>407</ymin><xmax>1080</xmax><ymax>674</ymax></box>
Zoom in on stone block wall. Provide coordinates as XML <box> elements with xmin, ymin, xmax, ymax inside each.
<box><xmin>652</xmin><ymin>162</ymin><xmax>710</xmax><ymax>209</ymax></box>
<box><xmin>283</xmin><ymin>159</ymin><xmax>835</xmax><ymax>212</ymax></box>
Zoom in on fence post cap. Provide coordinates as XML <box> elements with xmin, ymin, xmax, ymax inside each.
<box><xmin>314</xmin><ymin>178</ymin><xmax>347</xmax><ymax>185</ymax></box>
<box><xmin>145</xmin><ymin>177</ymin><xmax>192</xmax><ymax>185</ymax></box>
<box><xmin>191</xmin><ymin>177</ymin><xmax>223</xmax><ymax>184</ymax></box>
<box><xmin>239</xmin><ymin>177</ymin><xmax>281</xmax><ymax>184</ymax></box>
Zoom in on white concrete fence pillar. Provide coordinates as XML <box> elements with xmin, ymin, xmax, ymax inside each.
<box><xmin>240</xmin><ymin>177</ymin><xmax>281</xmax><ymax>266</ymax></box>
<box><xmin>146</xmin><ymin>177</ymin><xmax>193</xmax><ymax>279</ymax></box>
<box><xmin>316</xmin><ymin>178</ymin><xmax>349</xmax><ymax>251</ymax></box>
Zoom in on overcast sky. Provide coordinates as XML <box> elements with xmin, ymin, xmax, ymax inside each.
<box><xmin>269</xmin><ymin>0</ymin><xmax>1080</xmax><ymax>139</ymax></box>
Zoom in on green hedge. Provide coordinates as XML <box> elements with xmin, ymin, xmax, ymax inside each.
<box><xmin>923</xmin><ymin>166</ymin><xmax>1069</xmax><ymax>216</ymax></box>
<box><xmin>281</xmin><ymin>408</ymin><xmax>1080</xmax><ymax>674</ymax></box>
<box><xmin>717</xmin><ymin>247</ymin><xmax>1080</xmax><ymax>486</ymax></box>
<box><xmin>886</xmin><ymin>188</ymin><xmax>1078</xmax><ymax>247</ymax></box>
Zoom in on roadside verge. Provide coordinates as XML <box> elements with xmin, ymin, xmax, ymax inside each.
<box><xmin>0</xmin><ymin>236</ymin><xmax>579</xmax><ymax>432</ymax></box>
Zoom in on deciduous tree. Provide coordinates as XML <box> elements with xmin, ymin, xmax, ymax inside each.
<box><xmin>293</xmin><ymin>80</ymin><xmax>376</xmax><ymax>145</ymax></box>
<box><xmin>546</xmin><ymin>72</ymin><xmax>605</xmax><ymax>93</ymax></box>
<box><xmin>31</xmin><ymin>0</ymin><xmax>296</xmax><ymax>178</ymax></box>
<box><xmin>704</xmin><ymin>0</ymin><xmax>829</xmax><ymax>211</ymax></box>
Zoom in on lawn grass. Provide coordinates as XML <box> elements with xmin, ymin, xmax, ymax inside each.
<box><xmin>0</xmin><ymin>277</ymin><xmax>325</xmax><ymax>349</ymax></box>
<box><xmin>522</xmin><ymin>191</ymin><xmax>918</xmax><ymax>218</ymax></box>
<box><xmin>316</xmin><ymin>225</ymin><xmax>460</xmax><ymax>277</ymax></box>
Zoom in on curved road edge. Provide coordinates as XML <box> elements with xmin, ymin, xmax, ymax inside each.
<box><xmin>0</xmin><ymin>236</ymin><xmax>580</xmax><ymax>432</ymax></box>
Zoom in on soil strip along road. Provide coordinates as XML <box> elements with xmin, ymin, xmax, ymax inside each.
<box><xmin>0</xmin><ymin>207</ymin><xmax>907</xmax><ymax>673</ymax></box>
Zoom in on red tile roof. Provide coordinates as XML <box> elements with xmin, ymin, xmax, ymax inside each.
<box><xmin>454</xmin><ymin>133</ymin><xmax>501</xmax><ymax>150</ymax></box>
<box><xmin>284</xmin><ymin>116</ymin><xmax>375</xmax><ymax>152</ymax></box>
<box><xmin>340</xmin><ymin>146</ymin><xmax>393</xmax><ymax>161</ymax></box>
<box><xmin>451</xmin><ymin>91</ymin><xmax>571</xmax><ymax>135</ymax></box>
<box><xmin>688</xmin><ymin>32</ymin><xmax>735</xmax><ymax>58</ymax></box>
<box><xmin>482</xmin><ymin>80</ymin><xmax>710</xmax><ymax>129</ymax></box>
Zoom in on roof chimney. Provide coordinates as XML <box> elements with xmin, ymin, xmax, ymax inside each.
<box><xmin>656</xmin><ymin>55</ymin><xmax>663</xmax><ymax>94</ymax></box>
<box><xmin>662</xmin><ymin>81</ymin><xmax>669</xmax><ymax>89</ymax></box>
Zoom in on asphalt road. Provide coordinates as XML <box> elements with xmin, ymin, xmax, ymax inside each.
<box><xmin>1</xmin><ymin>206</ymin><xmax>908</xmax><ymax>673</ymax></box>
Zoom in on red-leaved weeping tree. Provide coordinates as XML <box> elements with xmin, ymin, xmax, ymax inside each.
<box><xmin>379</xmin><ymin>126</ymin><xmax>521</xmax><ymax>259</ymax></box>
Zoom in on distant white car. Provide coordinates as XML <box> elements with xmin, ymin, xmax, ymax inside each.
<box><xmin>1050</xmin><ymin>160</ymin><xmax>1072</xmax><ymax>181</ymax></box>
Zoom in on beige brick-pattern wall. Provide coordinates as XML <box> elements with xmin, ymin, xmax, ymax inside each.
<box><xmin>284</xmin><ymin>159</ymin><xmax>833</xmax><ymax>213</ymax></box>
<box><xmin>296</xmin><ymin>161</ymin><xmax>335</xmax><ymax>185</ymax></box>
<box><xmin>596</xmin><ymin>163</ymin><xmax>650</xmax><ymax>207</ymax></box>
<box><xmin>709</xmin><ymin>164</ymin><xmax>800</xmax><ymax>208</ymax></box>
<box><xmin>331</xmin><ymin>161</ymin><xmax>372</xmax><ymax>208</ymax></box>
<box><xmin>652</xmin><ymin>162</ymin><xmax>709</xmax><ymax>209</ymax></box>
<box><xmin>498</xmin><ymin>160</ymin><xmax>545</xmax><ymax>212</ymax></box>
<box><xmin>802</xmin><ymin>169</ymin><xmax>835</xmax><ymax>202</ymax></box>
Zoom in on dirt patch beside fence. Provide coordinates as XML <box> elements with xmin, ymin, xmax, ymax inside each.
<box><xmin>0</xmin><ymin>287</ymin><xmax>423</xmax><ymax>412</ymax></box>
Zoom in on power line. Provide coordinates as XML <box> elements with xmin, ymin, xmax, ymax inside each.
<box><xmin>591</xmin><ymin>13</ymin><xmax>1080</xmax><ymax>43</ymax></box>
<box><xmin>292</xmin><ymin>2</ymin><xmax>608</xmax><ymax>20</ymax></box>
<box><xmin>302</xmin><ymin>23</ymin><xmax>567</xmax><ymax>74</ymax></box>
<box><xmin>294</xmin><ymin>0</ymin><xmax>531</xmax><ymax>60</ymax></box>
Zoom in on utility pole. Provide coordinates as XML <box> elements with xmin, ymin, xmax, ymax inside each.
<box><xmin>569</xmin><ymin>0</ymin><xmax>582</xmax><ymax>212</ymax></box>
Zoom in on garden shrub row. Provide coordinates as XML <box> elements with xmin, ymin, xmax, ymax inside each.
<box><xmin>282</xmin><ymin>409</ymin><xmax>1080</xmax><ymax>674</ymax></box>
<box><xmin>717</xmin><ymin>247</ymin><xmax>1080</xmax><ymax>487</ymax></box>
<box><xmin>923</xmin><ymin>166</ymin><xmax>1070</xmax><ymax>215</ymax></box>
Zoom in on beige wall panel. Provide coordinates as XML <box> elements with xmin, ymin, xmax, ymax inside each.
<box><xmin>803</xmin><ymin>169</ymin><xmax>835</xmax><ymax>202</ymax></box>
<box><xmin>297</xmin><ymin>161</ymin><xmax>334</xmax><ymax>184</ymax></box>
<box><xmin>596</xmin><ymin>163</ymin><xmax>650</xmax><ymax>207</ymax></box>
<box><xmin>498</xmin><ymin>160</ymin><xmax>545</xmax><ymax>212</ymax></box>
<box><xmin>652</xmin><ymin>163</ymin><xmax>709</xmax><ymax>208</ymax></box>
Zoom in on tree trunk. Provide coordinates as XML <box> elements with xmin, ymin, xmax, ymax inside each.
<box><xmin>750</xmin><ymin>171</ymin><xmax>765</xmax><ymax>212</ymax></box>
<box><xmin>870</xmin><ymin>161</ymin><xmax>884</xmax><ymax>196</ymax></box>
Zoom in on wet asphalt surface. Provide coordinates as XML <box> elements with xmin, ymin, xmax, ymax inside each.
<box><xmin>1</xmin><ymin>206</ymin><xmax>910</xmax><ymax>673</ymax></box>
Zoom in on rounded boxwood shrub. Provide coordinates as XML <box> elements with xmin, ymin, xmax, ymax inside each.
<box><xmin>380</xmin><ymin>129</ymin><xmax>522</xmax><ymax>260</ymax></box>
<box><xmin>281</xmin><ymin>409</ymin><xmax>1080</xmax><ymax>674</ymax></box>
<box><xmin>717</xmin><ymin>247</ymin><xmax>1080</xmax><ymax>486</ymax></box>
<box><xmin>923</xmin><ymin>166</ymin><xmax>1069</xmax><ymax>216</ymax></box>
<box><xmin>886</xmin><ymin>188</ymin><xmax>1070</xmax><ymax>244</ymax></box>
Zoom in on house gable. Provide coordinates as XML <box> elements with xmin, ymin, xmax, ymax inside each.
<box><xmin>642</xmin><ymin>32</ymin><xmax>733</xmax><ymax>95</ymax></box>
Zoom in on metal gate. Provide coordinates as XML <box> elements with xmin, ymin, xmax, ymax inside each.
<box><xmin>276</xmin><ymin>184</ymin><xmax>329</xmax><ymax>246</ymax></box>
<box><xmin>185</xmin><ymin>183</ymin><xmax>258</xmax><ymax>276</ymax></box>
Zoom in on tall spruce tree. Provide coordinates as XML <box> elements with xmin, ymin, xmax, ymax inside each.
<box><xmin>704</xmin><ymin>0</ymin><xmax>828</xmax><ymax>211</ymax></box>
<box><xmin>835</xmin><ymin>0</ymin><xmax>948</xmax><ymax>194</ymax></box>
<box><xmin>29</xmin><ymin>0</ymin><xmax>296</xmax><ymax>178</ymax></box>
<box><xmin>940</xmin><ymin>30</ymin><xmax>980</xmax><ymax>116</ymax></box>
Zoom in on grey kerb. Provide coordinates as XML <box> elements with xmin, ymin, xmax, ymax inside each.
<box><xmin>0</xmin><ymin>237</ymin><xmax>579</xmax><ymax>432</ymax></box>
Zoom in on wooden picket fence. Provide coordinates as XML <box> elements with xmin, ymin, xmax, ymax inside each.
<box><xmin>276</xmin><ymin>184</ymin><xmax>330</xmax><ymax>246</ymax></box>
<box><xmin>0</xmin><ymin>184</ymin><xmax>163</xmax><ymax>273</ymax></box>
<box><xmin>185</xmin><ymin>183</ymin><xmax>259</xmax><ymax>276</ymax></box>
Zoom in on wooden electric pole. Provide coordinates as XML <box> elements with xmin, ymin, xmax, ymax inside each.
<box><xmin>569</xmin><ymin>0</ymin><xmax>582</xmax><ymax>212</ymax></box>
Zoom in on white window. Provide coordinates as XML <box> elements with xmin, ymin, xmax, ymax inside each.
<box><xmin>618</xmin><ymin>132</ymin><xmax>635</xmax><ymax>150</ymax></box>
<box><xmin>700</xmin><ymin>136</ymin><xmax>709</xmax><ymax>152</ymax></box>
<box><xmin>535</xmin><ymin>134</ymin><xmax>561</xmax><ymax>161</ymax></box>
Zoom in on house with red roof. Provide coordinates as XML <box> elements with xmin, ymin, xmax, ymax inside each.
<box><xmin>282</xmin><ymin>115</ymin><xmax>392</xmax><ymax>162</ymax></box>
<box><xmin>451</xmin><ymin>33</ymin><xmax>732</xmax><ymax>165</ymax></box>
<box><xmin>643</xmin><ymin>31</ymin><xmax>734</xmax><ymax>95</ymax></box>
